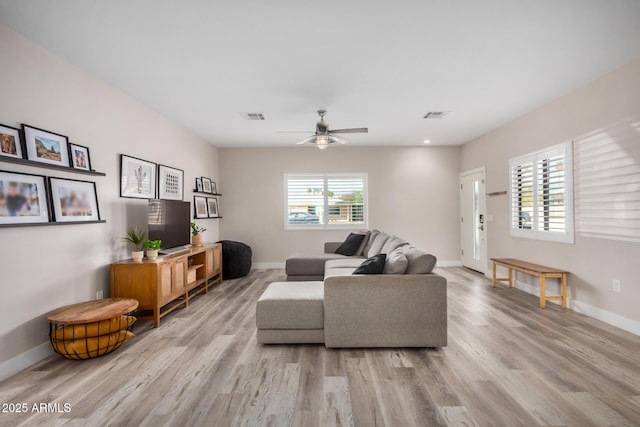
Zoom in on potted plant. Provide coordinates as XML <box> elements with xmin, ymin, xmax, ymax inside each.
<box><xmin>123</xmin><ymin>227</ymin><xmax>146</xmax><ymax>261</ymax></box>
<box><xmin>191</xmin><ymin>222</ymin><xmax>206</xmax><ymax>247</ymax></box>
<box><xmin>143</xmin><ymin>239</ymin><xmax>162</xmax><ymax>260</ymax></box>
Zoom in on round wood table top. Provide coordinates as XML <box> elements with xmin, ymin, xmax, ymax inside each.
<box><xmin>47</xmin><ymin>298</ymin><xmax>139</xmax><ymax>325</ymax></box>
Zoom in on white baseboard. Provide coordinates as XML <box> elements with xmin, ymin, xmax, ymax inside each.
<box><xmin>436</xmin><ymin>260</ymin><xmax>463</xmax><ymax>267</ymax></box>
<box><xmin>492</xmin><ymin>277</ymin><xmax>639</xmax><ymax>336</ymax></box>
<box><xmin>0</xmin><ymin>341</ymin><xmax>53</xmax><ymax>382</ymax></box>
<box><xmin>252</xmin><ymin>262</ymin><xmax>286</xmax><ymax>269</ymax></box>
<box><xmin>572</xmin><ymin>300</ymin><xmax>640</xmax><ymax>336</ymax></box>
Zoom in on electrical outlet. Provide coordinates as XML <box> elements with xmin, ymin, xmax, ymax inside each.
<box><xmin>96</xmin><ymin>290</ymin><xmax>104</xmax><ymax>300</ymax></box>
<box><xmin>612</xmin><ymin>280</ymin><xmax>621</xmax><ymax>293</ymax></box>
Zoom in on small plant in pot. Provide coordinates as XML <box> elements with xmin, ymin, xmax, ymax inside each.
<box><xmin>143</xmin><ymin>239</ymin><xmax>162</xmax><ymax>260</ymax></box>
<box><xmin>123</xmin><ymin>227</ymin><xmax>146</xmax><ymax>261</ymax></box>
<box><xmin>191</xmin><ymin>222</ymin><xmax>206</xmax><ymax>247</ymax></box>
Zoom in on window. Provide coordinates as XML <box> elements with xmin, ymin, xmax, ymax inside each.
<box><xmin>285</xmin><ymin>173</ymin><xmax>368</xmax><ymax>229</ymax></box>
<box><xmin>509</xmin><ymin>141</ymin><xmax>574</xmax><ymax>243</ymax></box>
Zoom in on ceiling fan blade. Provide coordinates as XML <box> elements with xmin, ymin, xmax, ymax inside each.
<box><xmin>296</xmin><ymin>135</ymin><xmax>317</xmax><ymax>145</ymax></box>
<box><xmin>329</xmin><ymin>127</ymin><xmax>368</xmax><ymax>134</ymax></box>
<box><xmin>276</xmin><ymin>130</ymin><xmax>314</xmax><ymax>134</ymax></box>
<box><xmin>329</xmin><ymin>135</ymin><xmax>350</xmax><ymax>144</ymax></box>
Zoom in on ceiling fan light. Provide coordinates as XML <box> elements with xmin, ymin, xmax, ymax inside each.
<box><xmin>316</xmin><ymin>134</ymin><xmax>329</xmax><ymax>150</ymax></box>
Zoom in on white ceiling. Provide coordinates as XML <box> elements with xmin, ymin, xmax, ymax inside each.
<box><xmin>1</xmin><ymin>1</ymin><xmax>640</xmax><ymax>148</ymax></box>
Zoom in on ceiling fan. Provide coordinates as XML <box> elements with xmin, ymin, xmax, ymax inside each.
<box><xmin>277</xmin><ymin>110</ymin><xmax>368</xmax><ymax>150</ymax></box>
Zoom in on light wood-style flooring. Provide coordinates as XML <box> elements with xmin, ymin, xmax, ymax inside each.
<box><xmin>1</xmin><ymin>267</ymin><xmax>640</xmax><ymax>426</ymax></box>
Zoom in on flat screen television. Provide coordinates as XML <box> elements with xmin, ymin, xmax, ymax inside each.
<box><xmin>148</xmin><ymin>199</ymin><xmax>191</xmax><ymax>254</ymax></box>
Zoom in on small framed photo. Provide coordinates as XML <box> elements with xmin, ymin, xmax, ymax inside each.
<box><xmin>195</xmin><ymin>177</ymin><xmax>203</xmax><ymax>192</ymax></box>
<box><xmin>201</xmin><ymin>177</ymin><xmax>212</xmax><ymax>193</ymax></box>
<box><xmin>211</xmin><ymin>182</ymin><xmax>218</xmax><ymax>194</ymax></box>
<box><xmin>0</xmin><ymin>124</ymin><xmax>24</xmax><ymax>159</ymax></box>
<box><xmin>68</xmin><ymin>143</ymin><xmax>91</xmax><ymax>171</ymax></box>
<box><xmin>49</xmin><ymin>178</ymin><xmax>100</xmax><ymax>222</ymax></box>
<box><xmin>207</xmin><ymin>198</ymin><xmax>219</xmax><ymax>218</ymax></box>
<box><xmin>158</xmin><ymin>164</ymin><xmax>184</xmax><ymax>201</ymax></box>
<box><xmin>194</xmin><ymin>196</ymin><xmax>208</xmax><ymax>218</ymax></box>
<box><xmin>120</xmin><ymin>154</ymin><xmax>157</xmax><ymax>199</ymax></box>
<box><xmin>22</xmin><ymin>124</ymin><xmax>70</xmax><ymax>167</ymax></box>
<box><xmin>0</xmin><ymin>170</ymin><xmax>49</xmax><ymax>225</ymax></box>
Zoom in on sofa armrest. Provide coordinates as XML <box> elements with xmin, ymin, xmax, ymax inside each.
<box><xmin>324</xmin><ymin>242</ymin><xmax>343</xmax><ymax>254</ymax></box>
<box><xmin>324</xmin><ymin>274</ymin><xmax>447</xmax><ymax>347</ymax></box>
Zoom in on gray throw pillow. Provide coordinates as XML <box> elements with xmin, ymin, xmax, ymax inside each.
<box><xmin>366</xmin><ymin>232</ymin><xmax>390</xmax><ymax>257</ymax></box>
<box><xmin>383</xmin><ymin>247</ymin><xmax>409</xmax><ymax>274</ymax></box>
<box><xmin>403</xmin><ymin>246</ymin><xmax>437</xmax><ymax>274</ymax></box>
<box><xmin>363</xmin><ymin>229</ymin><xmax>380</xmax><ymax>256</ymax></box>
<box><xmin>355</xmin><ymin>231</ymin><xmax>371</xmax><ymax>256</ymax></box>
<box><xmin>381</xmin><ymin>235</ymin><xmax>408</xmax><ymax>255</ymax></box>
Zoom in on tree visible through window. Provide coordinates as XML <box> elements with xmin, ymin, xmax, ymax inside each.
<box><xmin>285</xmin><ymin>174</ymin><xmax>368</xmax><ymax>229</ymax></box>
<box><xmin>510</xmin><ymin>142</ymin><xmax>574</xmax><ymax>243</ymax></box>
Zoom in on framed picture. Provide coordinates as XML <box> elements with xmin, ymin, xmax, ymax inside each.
<box><xmin>120</xmin><ymin>154</ymin><xmax>157</xmax><ymax>199</ymax></box>
<box><xmin>201</xmin><ymin>177</ymin><xmax>212</xmax><ymax>194</ymax></box>
<box><xmin>0</xmin><ymin>124</ymin><xmax>24</xmax><ymax>159</ymax></box>
<box><xmin>195</xmin><ymin>177</ymin><xmax>203</xmax><ymax>192</ymax></box>
<box><xmin>194</xmin><ymin>196</ymin><xmax>208</xmax><ymax>218</ymax></box>
<box><xmin>158</xmin><ymin>164</ymin><xmax>184</xmax><ymax>201</ymax></box>
<box><xmin>22</xmin><ymin>124</ymin><xmax>70</xmax><ymax>167</ymax></box>
<box><xmin>0</xmin><ymin>170</ymin><xmax>50</xmax><ymax>225</ymax></box>
<box><xmin>68</xmin><ymin>143</ymin><xmax>91</xmax><ymax>171</ymax></box>
<box><xmin>49</xmin><ymin>178</ymin><xmax>100</xmax><ymax>222</ymax></box>
<box><xmin>207</xmin><ymin>197</ymin><xmax>219</xmax><ymax>218</ymax></box>
<box><xmin>211</xmin><ymin>182</ymin><xmax>218</xmax><ymax>194</ymax></box>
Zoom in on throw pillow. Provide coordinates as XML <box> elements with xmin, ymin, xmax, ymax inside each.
<box><xmin>381</xmin><ymin>235</ymin><xmax>409</xmax><ymax>255</ymax></box>
<box><xmin>334</xmin><ymin>233</ymin><xmax>367</xmax><ymax>256</ymax></box>
<box><xmin>383</xmin><ymin>247</ymin><xmax>409</xmax><ymax>274</ymax></box>
<box><xmin>363</xmin><ymin>229</ymin><xmax>380</xmax><ymax>256</ymax></box>
<box><xmin>353</xmin><ymin>254</ymin><xmax>387</xmax><ymax>275</ymax></box>
<box><xmin>366</xmin><ymin>232</ymin><xmax>390</xmax><ymax>257</ymax></box>
<box><xmin>355</xmin><ymin>231</ymin><xmax>371</xmax><ymax>256</ymax></box>
<box><xmin>403</xmin><ymin>246</ymin><xmax>437</xmax><ymax>274</ymax></box>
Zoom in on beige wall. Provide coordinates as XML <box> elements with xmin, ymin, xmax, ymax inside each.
<box><xmin>0</xmin><ymin>25</ymin><xmax>219</xmax><ymax>375</ymax></box>
<box><xmin>461</xmin><ymin>57</ymin><xmax>640</xmax><ymax>327</ymax></box>
<box><xmin>219</xmin><ymin>146</ymin><xmax>461</xmax><ymax>265</ymax></box>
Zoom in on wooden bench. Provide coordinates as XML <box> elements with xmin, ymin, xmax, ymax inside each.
<box><xmin>491</xmin><ymin>258</ymin><xmax>568</xmax><ymax>309</ymax></box>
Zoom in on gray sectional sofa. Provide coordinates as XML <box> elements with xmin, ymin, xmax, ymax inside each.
<box><xmin>257</xmin><ymin>230</ymin><xmax>448</xmax><ymax>348</ymax></box>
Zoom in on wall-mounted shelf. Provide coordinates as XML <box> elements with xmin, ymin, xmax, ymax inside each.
<box><xmin>486</xmin><ymin>191</ymin><xmax>507</xmax><ymax>197</ymax></box>
<box><xmin>0</xmin><ymin>156</ymin><xmax>106</xmax><ymax>176</ymax></box>
<box><xmin>0</xmin><ymin>220</ymin><xmax>106</xmax><ymax>228</ymax></box>
<box><xmin>192</xmin><ymin>190</ymin><xmax>222</xmax><ymax>196</ymax></box>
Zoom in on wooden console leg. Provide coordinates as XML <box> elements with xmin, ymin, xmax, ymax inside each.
<box><xmin>492</xmin><ymin>262</ymin><xmax>497</xmax><ymax>287</ymax></box>
<box><xmin>539</xmin><ymin>275</ymin><xmax>546</xmax><ymax>309</ymax></box>
<box><xmin>508</xmin><ymin>268</ymin><xmax>513</xmax><ymax>288</ymax></box>
<box><xmin>561</xmin><ymin>273</ymin><xmax>567</xmax><ymax>308</ymax></box>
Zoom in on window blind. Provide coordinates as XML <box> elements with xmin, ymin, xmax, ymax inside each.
<box><xmin>574</xmin><ymin>125</ymin><xmax>640</xmax><ymax>242</ymax></box>
<box><xmin>509</xmin><ymin>141</ymin><xmax>574</xmax><ymax>243</ymax></box>
<box><xmin>285</xmin><ymin>173</ymin><xmax>368</xmax><ymax>229</ymax></box>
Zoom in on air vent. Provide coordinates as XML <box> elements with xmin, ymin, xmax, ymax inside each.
<box><xmin>240</xmin><ymin>112</ymin><xmax>265</xmax><ymax>120</ymax></box>
<box><xmin>423</xmin><ymin>111</ymin><xmax>449</xmax><ymax>119</ymax></box>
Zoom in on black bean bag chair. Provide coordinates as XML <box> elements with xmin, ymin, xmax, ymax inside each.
<box><xmin>217</xmin><ymin>240</ymin><xmax>252</xmax><ymax>279</ymax></box>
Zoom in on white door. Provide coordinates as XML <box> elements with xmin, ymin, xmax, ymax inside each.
<box><xmin>460</xmin><ymin>169</ymin><xmax>487</xmax><ymax>273</ymax></box>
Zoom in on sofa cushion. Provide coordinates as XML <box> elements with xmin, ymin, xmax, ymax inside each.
<box><xmin>383</xmin><ymin>247</ymin><xmax>409</xmax><ymax>274</ymax></box>
<box><xmin>403</xmin><ymin>246</ymin><xmax>437</xmax><ymax>274</ymax></box>
<box><xmin>353</xmin><ymin>254</ymin><xmax>387</xmax><ymax>275</ymax></box>
<box><xmin>381</xmin><ymin>235</ymin><xmax>408</xmax><ymax>254</ymax></box>
<box><xmin>286</xmin><ymin>253</ymin><xmax>352</xmax><ymax>277</ymax></box>
<box><xmin>363</xmin><ymin>229</ymin><xmax>380</xmax><ymax>256</ymax></box>
<box><xmin>366</xmin><ymin>232</ymin><xmax>390</xmax><ymax>257</ymax></box>
<box><xmin>355</xmin><ymin>231</ymin><xmax>371</xmax><ymax>256</ymax></box>
<box><xmin>256</xmin><ymin>281</ymin><xmax>324</xmax><ymax>329</ymax></box>
<box><xmin>325</xmin><ymin>258</ymin><xmax>366</xmax><ymax>270</ymax></box>
<box><xmin>325</xmin><ymin>267</ymin><xmax>358</xmax><ymax>279</ymax></box>
<box><xmin>334</xmin><ymin>233</ymin><xmax>367</xmax><ymax>256</ymax></box>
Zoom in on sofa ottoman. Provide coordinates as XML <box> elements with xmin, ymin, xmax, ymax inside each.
<box><xmin>256</xmin><ymin>281</ymin><xmax>325</xmax><ymax>344</ymax></box>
